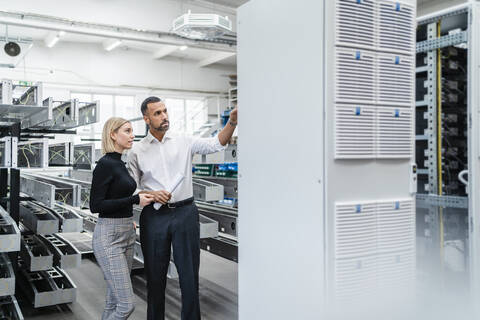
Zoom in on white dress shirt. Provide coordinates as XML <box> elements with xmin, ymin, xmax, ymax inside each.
<box><xmin>127</xmin><ymin>130</ymin><xmax>225</xmax><ymax>202</ymax></box>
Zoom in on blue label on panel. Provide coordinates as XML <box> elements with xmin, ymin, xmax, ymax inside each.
<box><xmin>395</xmin><ymin>109</ymin><xmax>400</xmax><ymax>117</ymax></box>
<box><xmin>355</xmin><ymin>51</ymin><xmax>361</xmax><ymax>60</ymax></box>
<box><xmin>357</xmin><ymin>0</ymin><xmax>362</xmax><ymax>4</ymax></box>
<box><xmin>395</xmin><ymin>201</ymin><xmax>400</xmax><ymax>210</ymax></box>
<box><xmin>356</xmin><ymin>205</ymin><xmax>362</xmax><ymax>213</ymax></box>
<box><xmin>356</xmin><ymin>107</ymin><xmax>361</xmax><ymax>116</ymax></box>
<box><xmin>396</xmin><ymin>2</ymin><xmax>401</xmax><ymax>11</ymax></box>
<box><xmin>395</xmin><ymin>56</ymin><xmax>400</xmax><ymax>64</ymax></box>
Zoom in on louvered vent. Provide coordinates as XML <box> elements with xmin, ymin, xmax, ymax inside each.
<box><xmin>376</xmin><ymin>107</ymin><xmax>413</xmax><ymax>158</ymax></box>
<box><xmin>335</xmin><ymin>201</ymin><xmax>377</xmax><ymax>259</ymax></box>
<box><xmin>335</xmin><ymin>0</ymin><xmax>376</xmax><ymax>49</ymax></box>
<box><xmin>377</xmin><ymin>54</ymin><xmax>414</xmax><ymax>106</ymax></box>
<box><xmin>377</xmin><ymin>251</ymin><xmax>415</xmax><ymax>290</ymax></box>
<box><xmin>334</xmin><ymin>198</ymin><xmax>416</xmax><ymax>300</ymax></box>
<box><xmin>334</xmin><ymin>256</ymin><xmax>377</xmax><ymax>301</ymax></box>
<box><xmin>335</xmin><ymin>105</ymin><xmax>376</xmax><ymax>159</ymax></box>
<box><xmin>335</xmin><ymin>49</ymin><xmax>376</xmax><ymax>104</ymax></box>
<box><xmin>376</xmin><ymin>199</ymin><xmax>415</xmax><ymax>253</ymax></box>
<box><xmin>378</xmin><ymin>1</ymin><xmax>415</xmax><ymax>54</ymax></box>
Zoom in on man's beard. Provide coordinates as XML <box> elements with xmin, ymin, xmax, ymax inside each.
<box><xmin>153</xmin><ymin>120</ymin><xmax>169</xmax><ymax>132</ymax></box>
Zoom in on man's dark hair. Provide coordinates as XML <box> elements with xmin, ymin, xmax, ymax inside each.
<box><xmin>141</xmin><ymin>96</ymin><xmax>162</xmax><ymax>115</ymax></box>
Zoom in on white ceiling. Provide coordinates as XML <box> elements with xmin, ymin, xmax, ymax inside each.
<box><xmin>191</xmin><ymin>0</ymin><xmax>249</xmax><ymax>8</ymax></box>
<box><xmin>0</xmin><ymin>23</ymin><xmax>237</xmax><ymax>67</ymax></box>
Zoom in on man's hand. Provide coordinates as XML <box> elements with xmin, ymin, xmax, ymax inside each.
<box><xmin>229</xmin><ymin>107</ymin><xmax>238</xmax><ymax>124</ymax></box>
<box><xmin>150</xmin><ymin>190</ymin><xmax>172</xmax><ymax>204</ymax></box>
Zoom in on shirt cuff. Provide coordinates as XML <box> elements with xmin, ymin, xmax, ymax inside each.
<box><xmin>216</xmin><ymin>135</ymin><xmax>227</xmax><ymax>151</ymax></box>
<box><xmin>131</xmin><ymin>194</ymin><xmax>140</xmax><ymax>205</ymax></box>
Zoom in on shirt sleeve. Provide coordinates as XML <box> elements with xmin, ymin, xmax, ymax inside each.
<box><xmin>127</xmin><ymin>148</ymin><xmax>142</xmax><ymax>195</ymax></box>
<box><xmin>191</xmin><ymin>135</ymin><xmax>226</xmax><ymax>155</ymax></box>
<box><xmin>89</xmin><ymin>161</ymin><xmax>140</xmax><ymax>214</ymax></box>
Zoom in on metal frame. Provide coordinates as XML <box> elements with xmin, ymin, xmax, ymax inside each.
<box><xmin>17</xmin><ymin>139</ymin><xmax>49</xmax><ymax>168</ymax></box>
<box><xmin>0</xmin><ymin>206</ymin><xmax>21</xmax><ymax>252</ymax></box>
<box><xmin>78</xmin><ymin>101</ymin><xmax>99</xmax><ymax>127</ymax></box>
<box><xmin>0</xmin><ymin>253</ymin><xmax>15</xmax><ymax>296</ymax></box>
<box><xmin>19</xmin><ymin>176</ymin><xmax>56</xmax><ymax>208</ymax></box>
<box><xmin>0</xmin><ymin>137</ymin><xmax>12</xmax><ymax>168</ymax></box>
<box><xmin>48</xmin><ymin>203</ymin><xmax>83</xmax><ymax>233</ymax></box>
<box><xmin>196</xmin><ymin>201</ymin><xmax>237</xmax><ymax>238</ymax></box>
<box><xmin>0</xmin><ymin>295</ymin><xmax>24</xmax><ymax>319</ymax></box>
<box><xmin>23</xmin><ymin>173</ymin><xmax>82</xmax><ymax>207</ymax></box>
<box><xmin>17</xmin><ymin>261</ymin><xmax>77</xmax><ymax>308</ymax></box>
<box><xmin>73</xmin><ymin>143</ymin><xmax>96</xmax><ymax>169</ymax></box>
<box><xmin>20</xmin><ymin>235</ymin><xmax>53</xmax><ymax>272</ymax></box>
<box><xmin>424</xmin><ymin>22</ymin><xmax>441</xmax><ymax>254</ymax></box>
<box><xmin>192</xmin><ymin>178</ymin><xmax>224</xmax><ymax>202</ymax></box>
<box><xmin>38</xmin><ymin>234</ymin><xmax>81</xmax><ymax>269</ymax></box>
<box><xmin>416</xmin><ymin>194</ymin><xmax>468</xmax><ymax>209</ymax></box>
<box><xmin>417</xmin><ymin>31</ymin><xmax>468</xmax><ymax>53</ymax></box>
<box><xmin>19</xmin><ymin>201</ymin><xmax>59</xmax><ymax>235</ymax></box>
<box><xmin>48</xmin><ymin>142</ymin><xmax>73</xmax><ymax>166</ymax></box>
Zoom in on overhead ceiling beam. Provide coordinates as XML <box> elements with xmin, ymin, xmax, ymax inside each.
<box><xmin>0</xmin><ymin>11</ymin><xmax>236</xmax><ymax>52</ymax></box>
<box><xmin>197</xmin><ymin>51</ymin><xmax>236</xmax><ymax>67</ymax></box>
<box><xmin>152</xmin><ymin>45</ymin><xmax>180</xmax><ymax>60</ymax></box>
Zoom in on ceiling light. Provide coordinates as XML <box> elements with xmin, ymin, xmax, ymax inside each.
<box><xmin>179</xmin><ymin>45</ymin><xmax>188</xmax><ymax>51</ymax></box>
<box><xmin>103</xmin><ymin>39</ymin><xmax>122</xmax><ymax>51</ymax></box>
<box><xmin>172</xmin><ymin>10</ymin><xmax>232</xmax><ymax>40</ymax></box>
<box><xmin>44</xmin><ymin>31</ymin><xmax>65</xmax><ymax>48</ymax></box>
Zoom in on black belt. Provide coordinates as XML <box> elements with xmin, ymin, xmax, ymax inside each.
<box><xmin>165</xmin><ymin>197</ymin><xmax>194</xmax><ymax>209</ymax></box>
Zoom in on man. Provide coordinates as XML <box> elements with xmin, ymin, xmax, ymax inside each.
<box><xmin>127</xmin><ymin>96</ymin><xmax>237</xmax><ymax>320</ymax></box>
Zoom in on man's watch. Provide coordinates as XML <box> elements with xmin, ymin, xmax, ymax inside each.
<box><xmin>228</xmin><ymin>120</ymin><xmax>237</xmax><ymax>126</ymax></box>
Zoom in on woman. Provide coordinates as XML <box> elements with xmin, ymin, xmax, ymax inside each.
<box><xmin>90</xmin><ymin>117</ymin><xmax>154</xmax><ymax>320</ymax></box>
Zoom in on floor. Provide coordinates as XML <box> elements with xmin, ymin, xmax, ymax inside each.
<box><xmin>18</xmin><ymin>251</ymin><xmax>238</xmax><ymax>320</ymax></box>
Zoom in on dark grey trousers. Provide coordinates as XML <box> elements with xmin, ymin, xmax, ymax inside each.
<box><xmin>140</xmin><ymin>203</ymin><xmax>201</xmax><ymax>320</ymax></box>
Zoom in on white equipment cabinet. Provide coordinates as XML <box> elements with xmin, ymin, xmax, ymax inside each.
<box><xmin>238</xmin><ymin>0</ymin><xmax>416</xmax><ymax>318</ymax></box>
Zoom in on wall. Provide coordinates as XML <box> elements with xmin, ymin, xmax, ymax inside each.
<box><xmin>3</xmin><ymin>41</ymin><xmax>234</xmax><ymax>94</ymax></box>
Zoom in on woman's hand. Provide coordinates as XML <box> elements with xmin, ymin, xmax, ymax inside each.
<box><xmin>133</xmin><ymin>221</ymin><xmax>137</xmax><ymax>230</ymax></box>
<box><xmin>139</xmin><ymin>193</ymin><xmax>154</xmax><ymax>207</ymax></box>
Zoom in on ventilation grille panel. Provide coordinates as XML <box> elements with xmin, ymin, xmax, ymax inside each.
<box><xmin>376</xmin><ymin>107</ymin><xmax>413</xmax><ymax>159</ymax></box>
<box><xmin>335</xmin><ymin>48</ymin><xmax>376</xmax><ymax>104</ymax></box>
<box><xmin>335</xmin><ymin>0</ymin><xmax>376</xmax><ymax>49</ymax></box>
<box><xmin>335</xmin><ymin>202</ymin><xmax>377</xmax><ymax>259</ymax></box>
<box><xmin>377</xmin><ymin>54</ymin><xmax>414</xmax><ymax>106</ymax></box>
<box><xmin>335</xmin><ymin>105</ymin><xmax>376</xmax><ymax>159</ymax></box>
<box><xmin>376</xmin><ymin>199</ymin><xmax>415</xmax><ymax>253</ymax></box>
<box><xmin>378</xmin><ymin>1</ymin><xmax>415</xmax><ymax>54</ymax></box>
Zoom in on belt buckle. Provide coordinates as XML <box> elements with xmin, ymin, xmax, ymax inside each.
<box><xmin>167</xmin><ymin>202</ymin><xmax>176</xmax><ymax>209</ymax></box>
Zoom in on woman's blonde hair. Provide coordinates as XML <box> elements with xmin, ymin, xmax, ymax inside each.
<box><xmin>101</xmin><ymin>117</ymin><xmax>130</xmax><ymax>154</ymax></box>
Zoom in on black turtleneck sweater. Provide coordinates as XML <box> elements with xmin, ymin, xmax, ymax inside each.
<box><xmin>90</xmin><ymin>152</ymin><xmax>140</xmax><ymax>218</ymax></box>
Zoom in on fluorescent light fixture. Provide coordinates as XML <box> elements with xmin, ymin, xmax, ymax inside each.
<box><xmin>103</xmin><ymin>39</ymin><xmax>122</xmax><ymax>51</ymax></box>
<box><xmin>179</xmin><ymin>45</ymin><xmax>188</xmax><ymax>51</ymax></box>
<box><xmin>44</xmin><ymin>31</ymin><xmax>65</xmax><ymax>48</ymax></box>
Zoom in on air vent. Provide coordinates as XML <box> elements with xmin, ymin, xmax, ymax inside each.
<box><xmin>377</xmin><ymin>250</ymin><xmax>415</xmax><ymax>290</ymax></box>
<box><xmin>335</xmin><ymin>0</ymin><xmax>376</xmax><ymax>49</ymax></box>
<box><xmin>335</xmin><ymin>201</ymin><xmax>377</xmax><ymax>259</ymax></box>
<box><xmin>335</xmin><ymin>48</ymin><xmax>376</xmax><ymax>104</ymax></box>
<box><xmin>376</xmin><ymin>107</ymin><xmax>413</xmax><ymax>158</ymax></box>
<box><xmin>334</xmin><ymin>256</ymin><xmax>377</xmax><ymax>301</ymax></box>
<box><xmin>378</xmin><ymin>1</ymin><xmax>416</xmax><ymax>55</ymax></box>
<box><xmin>335</xmin><ymin>105</ymin><xmax>376</xmax><ymax>159</ymax></box>
<box><xmin>376</xmin><ymin>199</ymin><xmax>415</xmax><ymax>253</ymax></box>
<box><xmin>377</xmin><ymin>54</ymin><xmax>414</xmax><ymax>106</ymax></box>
